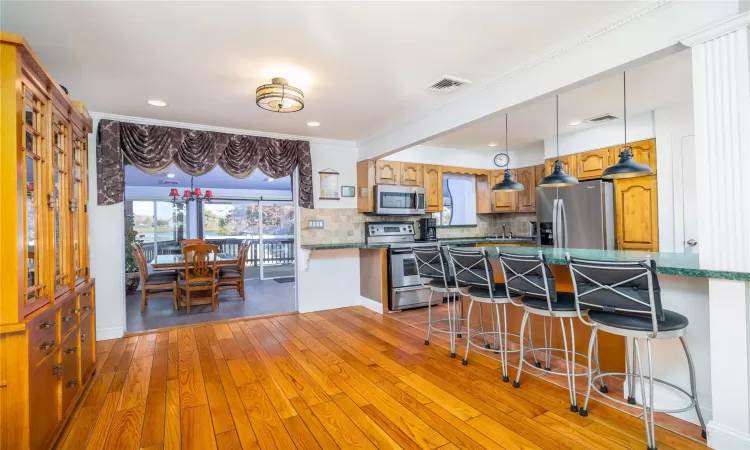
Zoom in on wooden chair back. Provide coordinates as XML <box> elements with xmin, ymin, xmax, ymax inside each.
<box><xmin>131</xmin><ymin>243</ymin><xmax>149</xmax><ymax>284</ymax></box>
<box><xmin>236</xmin><ymin>240</ymin><xmax>251</xmax><ymax>272</ymax></box>
<box><xmin>181</xmin><ymin>239</ymin><xmax>205</xmax><ymax>248</ymax></box>
<box><xmin>182</xmin><ymin>244</ymin><xmax>218</xmax><ymax>290</ymax></box>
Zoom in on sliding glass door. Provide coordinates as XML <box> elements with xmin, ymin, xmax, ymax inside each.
<box><xmin>130</xmin><ymin>200</ymin><xmax>188</xmax><ymax>262</ymax></box>
<box><xmin>259</xmin><ymin>200</ymin><xmax>295</xmax><ymax>279</ymax></box>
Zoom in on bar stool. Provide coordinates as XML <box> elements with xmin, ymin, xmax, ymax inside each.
<box><xmin>448</xmin><ymin>246</ymin><xmax>527</xmax><ymax>382</ymax></box>
<box><xmin>498</xmin><ymin>250</ymin><xmax>602</xmax><ymax>413</ymax></box>
<box><xmin>413</xmin><ymin>246</ymin><xmax>463</xmax><ymax>358</ymax></box>
<box><xmin>566</xmin><ymin>255</ymin><xmax>706</xmax><ymax>450</ymax></box>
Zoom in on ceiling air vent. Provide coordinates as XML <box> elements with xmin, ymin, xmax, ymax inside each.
<box><xmin>159</xmin><ymin>180</ymin><xmax>180</xmax><ymax>186</ymax></box>
<box><xmin>586</xmin><ymin>114</ymin><xmax>618</xmax><ymax>124</ymax></box>
<box><xmin>426</xmin><ymin>75</ymin><xmax>472</xmax><ymax>93</ymax></box>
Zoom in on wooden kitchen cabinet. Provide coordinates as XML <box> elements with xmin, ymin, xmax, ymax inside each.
<box><xmin>490</xmin><ymin>169</ymin><xmax>518</xmax><ymax>212</ymax></box>
<box><xmin>577</xmin><ymin>147</ymin><xmax>613</xmax><ymax>180</ymax></box>
<box><xmin>375</xmin><ymin>160</ymin><xmax>400</xmax><ymax>185</ymax></box>
<box><xmin>400</xmin><ymin>162</ymin><xmax>423</xmax><ymax>186</ymax></box>
<box><xmin>535</xmin><ymin>164</ymin><xmax>545</xmax><ymax>187</ymax></box>
<box><xmin>516</xmin><ymin>166</ymin><xmax>536</xmax><ymax>212</ymax></box>
<box><xmin>423</xmin><ymin>165</ymin><xmax>443</xmax><ymax>213</ymax></box>
<box><xmin>357</xmin><ymin>160</ymin><xmax>376</xmax><ymax>213</ymax></box>
<box><xmin>611</xmin><ymin>138</ymin><xmax>657</xmax><ymax>175</ymax></box>
<box><xmin>614</xmin><ymin>175</ymin><xmax>659</xmax><ymax>251</ymax></box>
<box><xmin>545</xmin><ymin>155</ymin><xmax>577</xmax><ymax>179</ymax></box>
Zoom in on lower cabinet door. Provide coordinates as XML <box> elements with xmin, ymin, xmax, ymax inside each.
<box><xmin>29</xmin><ymin>352</ymin><xmax>61</xmax><ymax>450</ymax></box>
<box><xmin>61</xmin><ymin>330</ymin><xmax>81</xmax><ymax>415</ymax></box>
<box><xmin>80</xmin><ymin>314</ymin><xmax>95</xmax><ymax>384</ymax></box>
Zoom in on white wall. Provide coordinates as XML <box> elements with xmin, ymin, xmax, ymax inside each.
<box><xmin>296</xmin><ymin>141</ymin><xmax>363</xmax><ymax>313</ymax></box>
<box><xmin>384</xmin><ymin>141</ymin><xmax>545</xmax><ymax>170</ymax></box>
<box><xmin>543</xmin><ymin>112</ymin><xmax>655</xmax><ymax>158</ymax></box>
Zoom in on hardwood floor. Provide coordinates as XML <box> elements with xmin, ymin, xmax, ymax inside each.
<box><xmin>56</xmin><ymin>307</ymin><xmax>707</xmax><ymax>450</ymax></box>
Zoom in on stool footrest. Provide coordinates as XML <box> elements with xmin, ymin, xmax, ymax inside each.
<box><xmin>590</xmin><ymin>372</ymin><xmax>699</xmax><ymax>414</ymax></box>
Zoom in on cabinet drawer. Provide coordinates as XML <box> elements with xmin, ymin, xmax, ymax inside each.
<box><xmin>60</xmin><ymin>295</ymin><xmax>79</xmax><ymax>339</ymax></box>
<box><xmin>61</xmin><ymin>330</ymin><xmax>80</xmax><ymax>415</ymax></box>
<box><xmin>79</xmin><ymin>287</ymin><xmax>93</xmax><ymax>316</ymax></box>
<box><xmin>28</xmin><ymin>308</ymin><xmax>59</xmax><ymax>368</ymax></box>
<box><xmin>80</xmin><ymin>314</ymin><xmax>95</xmax><ymax>384</ymax></box>
<box><xmin>29</xmin><ymin>353</ymin><xmax>61</xmax><ymax>450</ymax></box>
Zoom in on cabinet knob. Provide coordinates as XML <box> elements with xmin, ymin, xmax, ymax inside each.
<box><xmin>40</xmin><ymin>321</ymin><xmax>55</xmax><ymax>329</ymax></box>
<box><xmin>71</xmin><ymin>308</ymin><xmax>81</xmax><ymax>314</ymax></box>
<box><xmin>66</xmin><ymin>379</ymin><xmax>79</xmax><ymax>388</ymax></box>
<box><xmin>40</xmin><ymin>340</ymin><xmax>55</xmax><ymax>350</ymax></box>
<box><xmin>82</xmin><ymin>305</ymin><xmax>92</xmax><ymax>311</ymax></box>
<box><xmin>65</xmin><ymin>346</ymin><xmax>77</xmax><ymax>354</ymax></box>
<box><xmin>62</xmin><ymin>315</ymin><xmax>74</xmax><ymax>322</ymax></box>
<box><xmin>81</xmin><ymin>333</ymin><xmax>87</xmax><ymax>342</ymax></box>
<box><xmin>52</xmin><ymin>363</ymin><xmax>63</xmax><ymax>376</ymax></box>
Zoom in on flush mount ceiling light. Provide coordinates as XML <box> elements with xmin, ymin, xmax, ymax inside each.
<box><xmin>539</xmin><ymin>95</ymin><xmax>579</xmax><ymax>187</ymax></box>
<box><xmin>492</xmin><ymin>114</ymin><xmax>524</xmax><ymax>192</ymax></box>
<box><xmin>265</xmin><ymin>177</ymin><xmax>275</xmax><ymax>182</ymax></box>
<box><xmin>256</xmin><ymin>77</ymin><xmax>304</xmax><ymax>113</ymax></box>
<box><xmin>147</xmin><ymin>99</ymin><xmax>167</xmax><ymax>107</ymax></box>
<box><xmin>306</xmin><ymin>121</ymin><xmax>320</xmax><ymax>127</ymax></box>
<box><xmin>568</xmin><ymin>120</ymin><xmax>582</xmax><ymax>127</ymax></box>
<box><xmin>166</xmin><ymin>173</ymin><xmax>176</xmax><ymax>178</ymax></box>
<box><xmin>488</xmin><ymin>142</ymin><xmax>498</xmax><ymax>147</ymax></box>
<box><xmin>602</xmin><ymin>71</ymin><xmax>654</xmax><ymax>180</ymax></box>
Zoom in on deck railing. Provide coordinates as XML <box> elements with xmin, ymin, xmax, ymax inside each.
<box><xmin>143</xmin><ymin>238</ymin><xmax>295</xmax><ymax>267</ymax></box>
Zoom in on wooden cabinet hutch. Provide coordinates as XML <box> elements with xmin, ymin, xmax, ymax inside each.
<box><xmin>0</xmin><ymin>33</ymin><xmax>97</xmax><ymax>450</ymax></box>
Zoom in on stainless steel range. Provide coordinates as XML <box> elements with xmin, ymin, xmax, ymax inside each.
<box><xmin>366</xmin><ymin>222</ymin><xmax>443</xmax><ymax>311</ymax></box>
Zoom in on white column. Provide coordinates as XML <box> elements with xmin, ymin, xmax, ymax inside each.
<box><xmin>682</xmin><ymin>12</ymin><xmax>750</xmax><ymax>449</ymax></box>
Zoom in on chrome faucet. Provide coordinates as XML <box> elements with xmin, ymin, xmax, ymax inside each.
<box><xmin>502</xmin><ymin>223</ymin><xmax>507</xmax><ymax>239</ymax></box>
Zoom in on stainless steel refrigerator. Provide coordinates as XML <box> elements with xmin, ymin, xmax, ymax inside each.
<box><xmin>536</xmin><ymin>180</ymin><xmax>615</xmax><ymax>250</ymax></box>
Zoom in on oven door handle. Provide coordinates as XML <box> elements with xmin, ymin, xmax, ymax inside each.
<box><xmin>393</xmin><ymin>286</ymin><xmax>428</xmax><ymax>292</ymax></box>
<box><xmin>391</xmin><ymin>249</ymin><xmax>415</xmax><ymax>255</ymax></box>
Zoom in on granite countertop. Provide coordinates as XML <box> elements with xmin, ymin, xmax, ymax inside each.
<box><xmin>300</xmin><ymin>236</ymin><xmax>535</xmax><ymax>251</ymax></box>
<box><xmin>485</xmin><ymin>246</ymin><xmax>750</xmax><ymax>282</ymax></box>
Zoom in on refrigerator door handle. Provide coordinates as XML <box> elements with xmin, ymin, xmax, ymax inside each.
<box><xmin>559</xmin><ymin>199</ymin><xmax>568</xmax><ymax>249</ymax></box>
<box><xmin>552</xmin><ymin>199</ymin><xmax>559</xmax><ymax>248</ymax></box>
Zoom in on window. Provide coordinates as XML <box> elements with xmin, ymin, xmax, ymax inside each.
<box><xmin>129</xmin><ymin>200</ymin><xmax>188</xmax><ymax>261</ymax></box>
<box><xmin>432</xmin><ymin>173</ymin><xmax>477</xmax><ymax>226</ymax></box>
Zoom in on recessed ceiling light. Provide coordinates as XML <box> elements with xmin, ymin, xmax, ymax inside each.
<box><xmin>148</xmin><ymin>99</ymin><xmax>167</xmax><ymax>107</ymax></box>
<box><xmin>488</xmin><ymin>142</ymin><xmax>498</xmax><ymax>147</ymax></box>
<box><xmin>166</xmin><ymin>173</ymin><xmax>176</xmax><ymax>178</ymax></box>
<box><xmin>265</xmin><ymin>177</ymin><xmax>275</xmax><ymax>182</ymax></box>
<box><xmin>307</xmin><ymin>121</ymin><xmax>320</xmax><ymax>127</ymax></box>
<box><xmin>568</xmin><ymin>120</ymin><xmax>582</xmax><ymax>127</ymax></box>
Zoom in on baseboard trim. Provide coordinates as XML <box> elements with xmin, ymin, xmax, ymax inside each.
<box><xmin>707</xmin><ymin>421</ymin><xmax>750</xmax><ymax>449</ymax></box>
<box><xmin>97</xmin><ymin>326</ymin><xmax>125</xmax><ymax>341</ymax></box>
<box><xmin>360</xmin><ymin>296</ymin><xmax>384</xmax><ymax>314</ymax></box>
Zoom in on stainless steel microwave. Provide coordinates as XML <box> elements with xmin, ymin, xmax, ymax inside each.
<box><xmin>373</xmin><ymin>185</ymin><xmax>426</xmax><ymax>215</ymax></box>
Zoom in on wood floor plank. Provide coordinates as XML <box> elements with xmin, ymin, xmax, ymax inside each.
<box><xmin>164</xmin><ymin>380</ymin><xmax>181</xmax><ymax>450</ymax></box>
<box><xmin>133</xmin><ymin>340</ymin><xmax>156</xmax><ymax>359</ymax></box>
<box><xmin>240</xmin><ymin>345</ymin><xmax>298</xmax><ymax>419</ymax></box>
<box><xmin>283</xmin><ymin>414</ymin><xmax>324</xmax><ymax>450</ymax></box>
<box><xmin>179</xmin><ymin>349</ymin><xmax>209</xmax><ymax>410</ymax></box>
<box><xmin>178</xmin><ymin>328</ymin><xmax>198</xmax><ymax>354</ymax></box>
<box><xmin>84</xmin><ymin>392</ymin><xmax>121</xmax><ymax>450</ymax></box>
<box><xmin>289</xmin><ymin>397</ymin><xmax>341</xmax><ymax>450</ymax></box>
<box><xmin>181</xmin><ymin>404</ymin><xmax>218</xmax><ymax>450</ymax></box>
<box><xmin>214</xmin><ymin>356</ymin><xmax>260</xmax><ymax>450</ymax></box>
<box><xmin>466</xmin><ymin>414</ymin><xmax>543</xmax><ymax>450</ymax></box>
<box><xmin>167</xmin><ymin>342</ymin><xmax>179</xmax><ymax>381</ymax></box>
<box><xmin>103</xmin><ymin>406</ymin><xmax>145</xmax><ymax>450</ymax></box>
<box><xmin>533</xmin><ymin>411</ymin><xmax>630</xmax><ymax>450</ymax></box>
<box><xmin>139</xmin><ymin>388</ymin><xmax>166</xmax><ymax>448</ymax></box>
<box><xmin>213</xmin><ymin>323</ymin><xmax>234</xmax><ymax>340</ymax></box>
<box><xmin>215</xmin><ymin>430</ymin><xmax>243</xmax><ymax>450</ymax></box>
<box><xmin>237</xmin><ymin>321</ymin><xmax>302</xmax><ymax>400</ymax></box>
<box><xmin>205</xmin><ymin>380</ymin><xmax>235</xmax><ymax>435</ymax></box>
<box><xmin>311</xmin><ymin>400</ymin><xmax>378</xmax><ymax>450</ymax></box>
<box><xmin>330</xmin><ymin>392</ymin><xmax>403</xmax><ymax>450</ymax></box>
<box><xmin>119</xmin><ymin>355</ymin><xmax>154</xmax><ymax>410</ymax></box>
<box><xmin>398</xmin><ymin>373</ymin><xmax>481</xmax><ymax>421</ymax></box>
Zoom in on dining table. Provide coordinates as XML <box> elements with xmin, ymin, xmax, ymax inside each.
<box><xmin>151</xmin><ymin>253</ymin><xmax>239</xmax><ymax>271</ymax></box>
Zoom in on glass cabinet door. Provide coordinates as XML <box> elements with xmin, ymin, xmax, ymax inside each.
<box><xmin>52</xmin><ymin>114</ymin><xmax>70</xmax><ymax>294</ymax></box>
<box><xmin>72</xmin><ymin>131</ymin><xmax>88</xmax><ymax>282</ymax></box>
<box><xmin>22</xmin><ymin>84</ymin><xmax>47</xmax><ymax>308</ymax></box>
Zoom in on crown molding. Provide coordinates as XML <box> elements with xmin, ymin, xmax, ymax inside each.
<box><xmin>358</xmin><ymin>0</ymin><xmax>675</xmax><ymax>148</ymax></box>
<box><xmin>89</xmin><ymin>112</ymin><xmax>358</xmax><ymax>148</ymax></box>
<box><xmin>680</xmin><ymin>11</ymin><xmax>750</xmax><ymax>47</ymax></box>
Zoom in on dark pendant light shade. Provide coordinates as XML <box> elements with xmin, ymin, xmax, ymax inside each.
<box><xmin>492</xmin><ymin>114</ymin><xmax>525</xmax><ymax>191</ymax></box>
<box><xmin>492</xmin><ymin>169</ymin><xmax>524</xmax><ymax>191</ymax></box>
<box><xmin>539</xmin><ymin>95</ymin><xmax>578</xmax><ymax>187</ymax></box>
<box><xmin>602</xmin><ymin>72</ymin><xmax>653</xmax><ymax>179</ymax></box>
<box><xmin>539</xmin><ymin>160</ymin><xmax>579</xmax><ymax>187</ymax></box>
<box><xmin>602</xmin><ymin>148</ymin><xmax>653</xmax><ymax>179</ymax></box>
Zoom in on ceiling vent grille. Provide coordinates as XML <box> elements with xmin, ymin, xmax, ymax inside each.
<box><xmin>426</xmin><ymin>75</ymin><xmax>472</xmax><ymax>92</ymax></box>
<box><xmin>159</xmin><ymin>180</ymin><xmax>180</xmax><ymax>186</ymax></box>
<box><xmin>586</xmin><ymin>114</ymin><xmax>618</xmax><ymax>124</ymax></box>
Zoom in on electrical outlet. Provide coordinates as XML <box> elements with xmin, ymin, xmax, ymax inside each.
<box><xmin>308</xmin><ymin>220</ymin><xmax>324</xmax><ymax>229</ymax></box>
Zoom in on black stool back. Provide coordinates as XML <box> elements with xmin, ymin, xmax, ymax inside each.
<box><xmin>498</xmin><ymin>251</ymin><xmax>557</xmax><ymax>300</ymax></box>
<box><xmin>413</xmin><ymin>246</ymin><xmax>451</xmax><ymax>289</ymax></box>
<box><xmin>447</xmin><ymin>247</ymin><xmax>494</xmax><ymax>293</ymax></box>
<box><xmin>566</xmin><ymin>256</ymin><xmax>664</xmax><ymax>322</ymax></box>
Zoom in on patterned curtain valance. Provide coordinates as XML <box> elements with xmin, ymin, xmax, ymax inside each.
<box><xmin>96</xmin><ymin>119</ymin><xmax>313</xmax><ymax>208</ymax></box>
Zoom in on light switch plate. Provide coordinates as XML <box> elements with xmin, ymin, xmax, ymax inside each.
<box><xmin>308</xmin><ymin>220</ymin><xmax>324</xmax><ymax>229</ymax></box>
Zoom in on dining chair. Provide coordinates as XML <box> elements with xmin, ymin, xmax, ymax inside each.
<box><xmin>180</xmin><ymin>239</ymin><xmax>205</xmax><ymax>248</ymax></box>
<box><xmin>218</xmin><ymin>240</ymin><xmax>250</xmax><ymax>300</ymax></box>
<box><xmin>178</xmin><ymin>243</ymin><xmax>219</xmax><ymax>314</ymax></box>
<box><xmin>132</xmin><ymin>243</ymin><xmax>179</xmax><ymax>312</ymax></box>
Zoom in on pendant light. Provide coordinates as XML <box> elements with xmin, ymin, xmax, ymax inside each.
<box><xmin>602</xmin><ymin>71</ymin><xmax>653</xmax><ymax>179</ymax></box>
<box><xmin>492</xmin><ymin>114</ymin><xmax>524</xmax><ymax>191</ymax></box>
<box><xmin>538</xmin><ymin>95</ymin><xmax>579</xmax><ymax>187</ymax></box>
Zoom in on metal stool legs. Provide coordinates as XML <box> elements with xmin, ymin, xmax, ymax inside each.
<box><xmin>461</xmin><ymin>300</ymin><xmax>515</xmax><ymax>382</ymax></box>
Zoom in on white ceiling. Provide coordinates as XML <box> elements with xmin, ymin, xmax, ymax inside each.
<box><xmin>125</xmin><ymin>164</ymin><xmax>292</xmax><ymax>191</ymax></box>
<box><xmin>1</xmin><ymin>1</ymin><xmax>637</xmax><ymax>141</ymax></box>
<box><xmin>424</xmin><ymin>49</ymin><xmax>693</xmax><ymax>152</ymax></box>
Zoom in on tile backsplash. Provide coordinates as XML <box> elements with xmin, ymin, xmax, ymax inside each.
<box><xmin>299</xmin><ymin>208</ymin><xmax>535</xmax><ymax>245</ymax></box>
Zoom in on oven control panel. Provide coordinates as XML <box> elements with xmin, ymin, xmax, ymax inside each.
<box><xmin>367</xmin><ymin>222</ymin><xmax>414</xmax><ymax>237</ymax></box>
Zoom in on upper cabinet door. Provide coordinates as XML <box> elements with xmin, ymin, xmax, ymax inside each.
<box><xmin>423</xmin><ymin>165</ymin><xmax>443</xmax><ymax>213</ymax></box>
<box><xmin>516</xmin><ymin>167</ymin><xmax>536</xmax><ymax>212</ymax></box>
<box><xmin>490</xmin><ymin>169</ymin><xmax>518</xmax><ymax>212</ymax></box>
<box><xmin>614</xmin><ymin>175</ymin><xmax>659</xmax><ymax>251</ymax></box>
<box><xmin>375</xmin><ymin>160</ymin><xmax>400</xmax><ymax>185</ymax></box>
<box><xmin>534</xmin><ymin>164</ymin><xmax>545</xmax><ymax>187</ymax></box>
<box><xmin>577</xmin><ymin>147</ymin><xmax>612</xmax><ymax>180</ymax></box>
<box><xmin>612</xmin><ymin>138</ymin><xmax>657</xmax><ymax>174</ymax></box>
<box><xmin>400</xmin><ymin>162</ymin><xmax>423</xmax><ymax>186</ymax></box>
<box><xmin>545</xmin><ymin>155</ymin><xmax>577</xmax><ymax>178</ymax></box>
